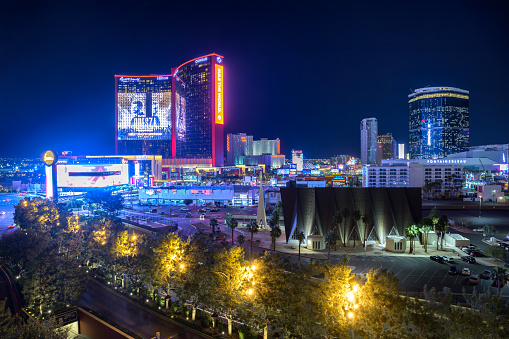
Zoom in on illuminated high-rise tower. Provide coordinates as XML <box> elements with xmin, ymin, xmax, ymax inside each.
<box><xmin>408</xmin><ymin>87</ymin><xmax>469</xmax><ymax>159</ymax></box>
<box><xmin>115</xmin><ymin>53</ymin><xmax>225</xmax><ymax>167</ymax></box>
<box><xmin>360</xmin><ymin>118</ymin><xmax>378</xmax><ymax>164</ymax></box>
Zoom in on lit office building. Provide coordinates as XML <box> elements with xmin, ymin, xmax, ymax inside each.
<box><xmin>253</xmin><ymin>138</ymin><xmax>280</xmax><ymax>156</ymax></box>
<box><xmin>176</xmin><ymin>55</ymin><xmax>224</xmax><ymax>166</ymax></box>
<box><xmin>292</xmin><ymin>150</ymin><xmax>303</xmax><ymax>172</ymax></box>
<box><xmin>115</xmin><ymin>53</ymin><xmax>225</xmax><ymax>167</ymax></box>
<box><xmin>408</xmin><ymin>87</ymin><xmax>469</xmax><ymax>159</ymax></box>
<box><xmin>398</xmin><ymin>144</ymin><xmax>405</xmax><ymax>159</ymax></box>
<box><xmin>226</xmin><ymin>133</ymin><xmax>253</xmax><ymax>166</ymax></box>
<box><xmin>376</xmin><ymin>133</ymin><xmax>397</xmax><ymax>164</ymax></box>
<box><xmin>360</xmin><ymin>118</ymin><xmax>378</xmax><ymax>164</ymax></box>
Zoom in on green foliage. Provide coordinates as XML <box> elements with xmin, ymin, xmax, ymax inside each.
<box><xmin>84</xmin><ymin>190</ymin><xmax>124</xmax><ymax>216</ymax></box>
<box><xmin>0</xmin><ymin>298</ymin><xmax>15</xmax><ymax>335</ymax></box>
<box><xmin>482</xmin><ymin>224</ymin><xmax>498</xmax><ymax>236</ymax></box>
<box><xmin>2</xmin><ymin>317</ymin><xmax>69</xmax><ymax>339</ymax></box>
<box><xmin>485</xmin><ymin>246</ymin><xmax>507</xmax><ymax>260</ymax></box>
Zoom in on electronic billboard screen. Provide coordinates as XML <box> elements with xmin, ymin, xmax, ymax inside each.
<box><xmin>57</xmin><ymin>164</ymin><xmax>129</xmax><ymax>188</ymax></box>
<box><xmin>117</xmin><ymin>92</ymin><xmax>171</xmax><ymax>140</ymax></box>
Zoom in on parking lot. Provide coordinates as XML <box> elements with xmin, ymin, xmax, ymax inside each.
<box><xmin>343</xmin><ymin>254</ymin><xmax>508</xmax><ymax>299</ymax></box>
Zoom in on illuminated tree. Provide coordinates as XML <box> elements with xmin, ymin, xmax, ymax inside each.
<box><xmin>209</xmin><ymin>247</ymin><xmax>255</xmax><ymax>336</ymax></box>
<box><xmin>2</xmin><ymin>317</ymin><xmax>69</xmax><ymax>339</ymax></box>
<box><xmin>175</xmin><ymin>237</ymin><xmax>214</xmax><ymax>321</ymax></box>
<box><xmin>355</xmin><ymin>269</ymin><xmax>408</xmax><ymax>338</ymax></box>
<box><xmin>150</xmin><ymin>233</ymin><xmax>185</xmax><ymax>309</ymax></box>
<box><xmin>239</xmin><ymin>252</ymin><xmax>289</xmax><ymax>339</ymax></box>
<box><xmin>14</xmin><ymin>198</ymin><xmax>60</xmax><ymax>234</ymax></box>
<box><xmin>315</xmin><ymin>263</ymin><xmax>354</xmax><ymax>339</ymax></box>
<box><xmin>112</xmin><ymin>230</ymin><xmax>140</xmax><ymax>288</ymax></box>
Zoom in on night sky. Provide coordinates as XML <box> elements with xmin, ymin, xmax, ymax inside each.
<box><xmin>2</xmin><ymin>0</ymin><xmax>508</xmax><ymax>159</ymax></box>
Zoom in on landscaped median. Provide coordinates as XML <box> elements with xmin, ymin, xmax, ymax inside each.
<box><xmin>91</xmin><ymin>275</ymin><xmax>258</xmax><ymax>339</ymax></box>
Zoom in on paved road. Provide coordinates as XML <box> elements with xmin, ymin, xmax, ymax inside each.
<box><xmin>77</xmin><ymin>279</ymin><xmax>207</xmax><ymax>339</ymax></box>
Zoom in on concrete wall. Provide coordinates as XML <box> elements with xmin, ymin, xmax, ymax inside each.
<box><xmin>444</xmin><ymin>233</ymin><xmax>470</xmax><ymax>247</ymax></box>
<box><xmin>78</xmin><ymin>308</ymin><xmax>135</xmax><ymax>339</ymax></box>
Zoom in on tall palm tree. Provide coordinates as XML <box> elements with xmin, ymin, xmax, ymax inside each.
<box><xmin>341</xmin><ymin>208</ymin><xmax>350</xmax><ymax>247</ymax></box>
<box><xmin>418</xmin><ymin>217</ymin><xmax>433</xmax><ymax>253</ymax></box>
<box><xmin>295</xmin><ymin>231</ymin><xmax>306</xmax><ymax>262</ymax></box>
<box><xmin>405</xmin><ymin>224</ymin><xmax>419</xmax><ymax>254</ymax></box>
<box><xmin>361</xmin><ymin>213</ymin><xmax>373</xmax><ymax>247</ymax></box>
<box><xmin>324</xmin><ymin>229</ymin><xmax>337</xmax><ymax>261</ymax></box>
<box><xmin>225</xmin><ymin>216</ymin><xmax>238</xmax><ymax>246</ymax></box>
<box><xmin>331</xmin><ymin>211</ymin><xmax>342</xmax><ymax>250</ymax></box>
<box><xmin>246</xmin><ymin>220</ymin><xmax>259</xmax><ymax>260</ymax></box>
<box><xmin>351</xmin><ymin>210</ymin><xmax>361</xmax><ymax>248</ymax></box>
<box><xmin>435</xmin><ymin>215</ymin><xmax>449</xmax><ymax>250</ymax></box>
<box><xmin>209</xmin><ymin>218</ymin><xmax>218</xmax><ymax>233</ymax></box>
<box><xmin>269</xmin><ymin>224</ymin><xmax>282</xmax><ymax>252</ymax></box>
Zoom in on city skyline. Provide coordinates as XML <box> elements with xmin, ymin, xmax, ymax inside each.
<box><xmin>2</xmin><ymin>1</ymin><xmax>509</xmax><ymax>159</ymax></box>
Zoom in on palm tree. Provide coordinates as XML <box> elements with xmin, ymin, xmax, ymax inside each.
<box><xmin>351</xmin><ymin>210</ymin><xmax>361</xmax><ymax>248</ymax></box>
<box><xmin>295</xmin><ymin>231</ymin><xmax>306</xmax><ymax>262</ymax></box>
<box><xmin>331</xmin><ymin>211</ymin><xmax>342</xmax><ymax>250</ymax></box>
<box><xmin>435</xmin><ymin>215</ymin><xmax>449</xmax><ymax>250</ymax></box>
<box><xmin>492</xmin><ymin>266</ymin><xmax>509</xmax><ymax>294</ymax></box>
<box><xmin>418</xmin><ymin>217</ymin><xmax>433</xmax><ymax>253</ymax></box>
<box><xmin>482</xmin><ymin>224</ymin><xmax>498</xmax><ymax>237</ymax></box>
<box><xmin>269</xmin><ymin>224</ymin><xmax>281</xmax><ymax>251</ymax></box>
<box><xmin>361</xmin><ymin>213</ymin><xmax>373</xmax><ymax>247</ymax></box>
<box><xmin>324</xmin><ymin>229</ymin><xmax>337</xmax><ymax>261</ymax></box>
<box><xmin>209</xmin><ymin>218</ymin><xmax>218</xmax><ymax>233</ymax></box>
<box><xmin>225</xmin><ymin>216</ymin><xmax>238</xmax><ymax>246</ymax></box>
<box><xmin>405</xmin><ymin>224</ymin><xmax>419</xmax><ymax>254</ymax></box>
<box><xmin>341</xmin><ymin>208</ymin><xmax>350</xmax><ymax>247</ymax></box>
<box><xmin>246</xmin><ymin>220</ymin><xmax>259</xmax><ymax>260</ymax></box>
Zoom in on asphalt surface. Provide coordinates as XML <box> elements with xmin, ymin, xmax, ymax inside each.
<box><xmin>77</xmin><ymin>279</ymin><xmax>207</xmax><ymax>339</ymax></box>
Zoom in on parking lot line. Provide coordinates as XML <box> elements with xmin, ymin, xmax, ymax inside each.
<box><xmin>441</xmin><ymin>271</ymin><xmax>450</xmax><ymax>284</ymax></box>
<box><xmin>414</xmin><ymin>268</ymin><xmax>427</xmax><ymax>283</ymax></box>
<box><xmin>400</xmin><ymin>268</ymin><xmax>415</xmax><ymax>283</ymax></box>
<box><xmin>427</xmin><ymin>269</ymin><xmax>439</xmax><ymax>284</ymax></box>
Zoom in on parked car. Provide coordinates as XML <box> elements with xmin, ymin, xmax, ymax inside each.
<box><xmin>436</xmin><ymin>256</ymin><xmax>445</xmax><ymax>264</ymax></box>
<box><xmin>430</xmin><ymin>256</ymin><xmax>439</xmax><ymax>261</ymax></box>
<box><xmin>151</xmin><ymin>209</ymin><xmax>157</xmax><ymax>213</ymax></box>
<box><xmin>198</xmin><ymin>208</ymin><xmax>206</xmax><ymax>212</ymax></box>
<box><xmin>442</xmin><ymin>256</ymin><xmax>454</xmax><ymax>263</ymax></box>
<box><xmin>180</xmin><ymin>207</ymin><xmax>190</xmax><ymax>212</ymax></box>
<box><xmin>462</xmin><ymin>268</ymin><xmax>471</xmax><ymax>276</ymax></box>
<box><xmin>448</xmin><ymin>265</ymin><xmax>458</xmax><ymax>275</ymax></box>
<box><xmin>471</xmin><ymin>251</ymin><xmax>484</xmax><ymax>257</ymax></box>
<box><xmin>185</xmin><ymin>212</ymin><xmax>192</xmax><ymax>218</ymax></box>
<box><xmin>479</xmin><ymin>270</ymin><xmax>492</xmax><ymax>280</ymax></box>
<box><xmin>469</xmin><ymin>275</ymin><xmax>479</xmax><ymax>285</ymax></box>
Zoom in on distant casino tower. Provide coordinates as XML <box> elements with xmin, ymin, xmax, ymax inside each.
<box><xmin>115</xmin><ymin>53</ymin><xmax>224</xmax><ymax>166</ymax></box>
<box><xmin>408</xmin><ymin>87</ymin><xmax>469</xmax><ymax>159</ymax></box>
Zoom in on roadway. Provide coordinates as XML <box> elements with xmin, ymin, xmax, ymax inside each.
<box><xmin>0</xmin><ymin>193</ymin><xmax>24</xmax><ymax>236</ymax></box>
<box><xmin>77</xmin><ymin>279</ymin><xmax>208</xmax><ymax>339</ymax></box>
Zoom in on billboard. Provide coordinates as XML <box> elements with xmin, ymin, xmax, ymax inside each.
<box><xmin>176</xmin><ymin>92</ymin><xmax>186</xmax><ymax>139</ymax></box>
<box><xmin>117</xmin><ymin>92</ymin><xmax>171</xmax><ymax>140</ymax></box>
<box><xmin>57</xmin><ymin>164</ymin><xmax>129</xmax><ymax>188</ymax></box>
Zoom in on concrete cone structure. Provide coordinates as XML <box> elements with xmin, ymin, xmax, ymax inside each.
<box><xmin>256</xmin><ymin>174</ymin><xmax>267</xmax><ymax>229</ymax></box>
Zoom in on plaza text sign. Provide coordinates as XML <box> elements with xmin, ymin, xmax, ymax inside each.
<box><xmin>426</xmin><ymin>159</ymin><xmax>467</xmax><ymax>164</ymax></box>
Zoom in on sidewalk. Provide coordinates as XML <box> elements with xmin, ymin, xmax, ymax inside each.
<box><xmin>235</xmin><ymin>227</ymin><xmax>504</xmax><ymax>266</ymax></box>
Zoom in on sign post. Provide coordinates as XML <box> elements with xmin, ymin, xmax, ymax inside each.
<box><xmin>43</xmin><ymin>150</ymin><xmax>58</xmax><ymax>201</ymax></box>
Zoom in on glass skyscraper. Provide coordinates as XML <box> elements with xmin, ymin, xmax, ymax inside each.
<box><xmin>408</xmin><ymin>87</ymin><xmax>469</xmax><ymax>159</ymax></box>
<box><xmin>360</xmin><ymin>118</ymin><xmax>378</xmax><ymax>164</ymax></box>
<box><xmin>115</xmin><ymin>53</ymin><xmax>225</xmax><ymax>166</ymax></box>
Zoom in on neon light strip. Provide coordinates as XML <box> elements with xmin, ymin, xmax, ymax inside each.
<box><xmin>409</xmin><ymin>93</ymin><xmax>469</xmax><ymax>103</ymax></box>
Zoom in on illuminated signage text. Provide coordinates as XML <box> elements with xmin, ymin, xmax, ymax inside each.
<box><xmin>215</xmin><ymin>65</ymin><xmax>224</xmax><ymax>124</ymax></box>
